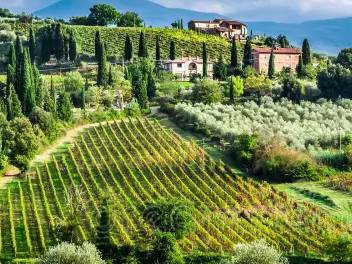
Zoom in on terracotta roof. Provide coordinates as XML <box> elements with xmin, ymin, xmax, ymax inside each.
<box><xmin>252</xmin><ymin>47</ymin><xmax>301</xmax><ymax>54</ymax></box>
<box><xmin>220</xmin><ymin>20</ymin><xmax>246</xmax><ymax>26</ymax></box>
<box><xmin>189</xmin><ymin>20</ymin><xmax>218</xmax><ymax>23</ymax></box>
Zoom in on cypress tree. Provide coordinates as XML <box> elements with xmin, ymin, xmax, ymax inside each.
<box><xmin>82</xmin><ymin>78</ymin><xmax>87</xmax><ymax>118</ymax></box>
<box><xmin>96</xmin><ymin>198</ymin><xmax>112</xmax><ymax>259</ymax></box>
<box><xmin>6</xmin><ymin>65</ymin><xmax>15</xmax><ymax>90</ymax></box>
<box><xmin>95</xmin><ymin>30</ymin><xmax>101</xmax><ymax>60</ymax></box>
<box><xmin>214</xmin><ymin>54</ymin><xmax>227</xmax><ymax>81</ymax></box>
<box><xmin>138</xmin><ymin>31</ymin><xmax>148</xmax><ymax>58</ymax></box>
<box><xmin>131</xmin><ymin>68</ymin><xmax>148</xmax><ymax>109</ymax></box>
<box><xmin>97</xmin><ymin>42</ymin><xmax>108</xmax><ymax>87</ymax></box>
<box><xmin>147</xmin><ymin>70</ymin><xmax>156</xmax><ymax>100</ymax></box>
<box><xmin>64</xmin><ymin>37</ymin><xmax>69</xmax><ymax>61</ymax></box>
<box><xmin>108</xmin><ymin>66</ymin><xmax>113</xmax><ymax>86</ymax></box>
<box><xmin>169</xmin><ymin>40</ymin><xmax>176</xmax><ymax>60</ymax></box>
<box><xmin>302</xmin><ymin>38</ymin><xmax>311</xmax><ymax>65</ymax></box>
<box><xmin>55</xmin><ymin>23</ymin><xmax>65</xmax><ymax>61</ymax></box>
<box><xmin>15</xmin><ymin>35</ymin><xmax>23</xmax><ymax>64</ymax></box>
<box><xmin>8</xmin><ymin>44</ymin><xmax>16</xmax><ymax>68</ymax></box>
<box><xmin>29</xmin><ymin>27</ymin><xmax>36</xmax><ymax>63</ymax></box>
<box><xmin>5</xmin><ymin>85</ymin><xmax>22</xmax><ymax>120</ymax></box>
<box><xmin>14</xmin><ymin>36</ymin><xmax>23</xmax><ymax>94</ymax></box>
<box><xmin>32</xmin><ymin>64</ymin><xmax>43</xmax><ymax>107</ymax></box>
<box><xmin>243</xmin><ymin>38</ymin><xmax>252</xmax><ymax>68</ymax></box>
<box><xmin>155</xmin><ymin>36</ymin><xmax>161</xmax><ymax>62</ymax></box>
<box><xmin>57</xmin><ymin>92</ymin><xmax>73</xmax><ymax>122</ymax></box>
<box><xmin>44</xmin><ymin>76</ymin><xmax>57</xmax><ymax>116</ymax></box>
<box><xmin>268</xmin><ymin>47</ymin><xmax>275</xmax><ymax>79</ymax></box>
<box><xmin>69</xmin><ymin>34</ymin><xmax>77</xmax><ymax>61</ymax></box>
<box><xmin>296</xmin><ymin>55</ymin><xmax>304</xmax><ymax>78</ymax></box>
<box><xmin>202</xmin><ymin>43</ymin><xmax>208</xmax><ymax>77</ymax></box>
<box><xmin>181</xmin><ymin>19</ymin><xmax>184</xmax><ymax>29</ymax></box>
<box><xmin>229</xmin><ymin>76</ymin><xmax>234</xmax><ymax>103</ymax></box>
<box><xmin>124</xmin><ymin>35</ymin><xmax>133</xmax><ymax>61</ymax></box>
<box><xmin>230</xmin><ymin>37</ymin><xmax>238</xmax><ymax>68</ymax></box>
<box><xmin>22</xmin><ymin>50</ymin><xmax>36</xmax><ymax>116</ymax></box>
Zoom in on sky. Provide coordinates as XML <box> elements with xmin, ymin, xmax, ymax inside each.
<box><xmin>1</xmin><ymin>0</ymin><xmax>352</xmax><ymax>22</ymax></box>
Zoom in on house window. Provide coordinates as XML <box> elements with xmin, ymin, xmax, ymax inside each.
<box><xmin>189</xmin><ymin>63</ymin><xmax>197</xmax><ymax>71</ymax></box>
<box><xmin>177</xmin><ymin>63</ymin><xmax>183</xmax><ymax>68</ymax></box>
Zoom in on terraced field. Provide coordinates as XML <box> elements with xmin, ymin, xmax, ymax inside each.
<box><xmin>0</xmin><ymin>119</ymin><xmax>350</xmax><ymax>260</ymax></box>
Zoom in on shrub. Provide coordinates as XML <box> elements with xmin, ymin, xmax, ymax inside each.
<box><xmin>325</xmin><ymin>234</ymin><xmax>352</xmax><ymax>263</ymax></box>
<box><xmin>281</xmin><ymin>74</ymin><xmax>304</xmax><ymax>102</ymax></box>
<box><xmin>64</xmin><ymin>71</ymin><xmax>84</xmax><ymax>92</ymax></box>
<box><xmin>143</xmin><ymin>198</ymin><xmax>194</xmax><ymax>240</ymax></box>
<box><xmin>124</xmin><ymin>101</ymin><xmax>142</xmax><ymax>117</ymax></box>
<box><xmin>191</xmin><ymin>78</ymin><xmax>222</xmax><ymax>104</ymax></box>
<box><xmin>230</xmin><ymin>240</ymin><xmax>288</xmax><ymax>264</ymax></box>
<box><xmin>38</xmin><ymin>242</ymin><xmax>106</xmax><ymax>264</ymax></box>
<box><xmin>254</xmin><ymin>143</ymin><xmax>322</xmax><ymax>182</ymax></box>
<box><xmin>151</xmin><ymin>231</ymin><xmax>184</xmax><ymax>264</ymax></box>
<box><xmin>233</xmin><ymin>134</ymin><xmax>258</xmax><ymax>167</ymax></box>
<box><xmin>29</xmin><ymin>107</ymin><xmax>57</xmax><ymax>140</ymax></box>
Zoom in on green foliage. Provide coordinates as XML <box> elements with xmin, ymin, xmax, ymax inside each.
<box><xmin>97</xmin><ymin>42</ymin><xmax>108</xmax><ymax>87</ymax></box>
<box><xmin>38</xmin><ymin>242</ymin><xmax>106</xmax><ymax>264</ymax></box>
<box><xmin>55</xmin><ymin>23</ymin><xmax>65</xmax><ymax>61</ymax></box>
<box><xmin>29</xmin><ymin>107</ymin><xmax>57</xmax><ymax>140</ymax></box>
<box><xmin>57</xmin><ymin>92</ymin><xmax>73</xmax><ymax>122</ymax></box>
<box><xmin>155</xmin><ymin>35</ymin><xmax>161</xmax><ymax>62</ymax></box>
<box><xmin>147</xmin><ymin>70</ymin><xmax>156</xmax><ymax>100</ymax></box>
<box><xmin>230</xmin><ymin>240</ymin><xmax>288</xmax><ymax>264</ymax></box>
<box><xmin>213</xmin><ymin>54</ymin><xmax>227</xmax><ymax>81</ymax></box>
<box><xmin>69</xmin><ymin>33</ymin><xmax>78</xmax><ymax>61</ymax></box>
<box><xmin>202</xmin><ymin>43</ymin><xmax>208</xmax><ymax>77</ymax></box>
<box><xmin>336</xmin><ymin>48</ymin><xmax>352</xmax><ymax>69</ymax></box>
<box><xmin>317</xmin><ymin>64</ymin><xmax>352</xmax><ymax>99</ymax></box>
<box><xmin>28</xmin><ymin>27</ymin><xmax>35</xmax><ymax>63</ymax></box>
<box><xmin>302</xmin><ymin>39</ymin><xmax>311</xmax><ymax>65</ymax></box>
<box><xmin>64</xmin><ymin>71</ymin><xmax>84</xmax><ymax>92</ymax></box>
<box><xmin>128</xmin><ymin>60</ymin><xmax>150</xmax><ymax>109</ymax></box>
<box><xmin>88</xmin><ymin>4</ymin><xmax>120</xmax><ymax>26</ymax></box>
<box><xmin>21</xmin><ymin>50</ymin><xmax>36</xmax><ymax>116</ymax></box>
<box><xmin>227</xmin><ymin>76</ymin><xmax>244</xmax><ymax>102</ymax></box>
<box><xmin>281</xmin><ymin>74</ymin><xmax>304</xmax><ymax>102</ymax></box>
<box><xmin>151</xmin><ymin>232</ymin><xmax>185</xmax><ymax>264</ymax></box>
<box><xmin>143</xmin><ymin>198</ymin><xmax>194</xmax><ymax>240</ymax></box>
<box><xmin>230</xmin><ymin>37</ymin><xmax>238</xmax><ymax>68</ymax></box>
<box><xmin>191</xmin><ymin>78</ymin><xmax>222</xmax><ymax>104</ymax></box>
<box><xmin>169</xmin><ymin>40</ymin><xmax>176</xmax><ymax>60</ymax></box>
<box><xmin>296</xmin><ymin>55</ymin><xmax>304</xmax><ymax>78</ymax></box>
<box><xmin>117</xmin><ymin>12</ymin><xmax>144</xmax><ymax>27</ymax></box>
<box><xmin>277</xmin><ymin>35</ymin><xmax>290</xmax><ymax>48</ymax></box>
<box><xmin>326</xmin><ymin>234</ymin><xmax>352</xmax><ymax>263</ymax></box>
<box><xmin>138</xmin><ymin>31</ymin><xmax>148</xmax><ymax>58</ymax></box>
<box><xmin>233</xmin><ymin>134</ymin><xmax>257</xmax><ymax>167</ymax></box>
<box><xmin>124</xmin><ymin>34</ymin><xmax>133</xmax><ymax>61</ymax></box>
<box><xmin>5</xmin><ymin>85</ymin><xmax>22</xmax><ymax>121</ymax></box>
<box><xmin>244</xmin><ymin>74</ymin><xmax>272</xmax><ymax>95</ymax></box>
<box><xmin>243</xmin><ymin>38</ymin><xmax>252</xmax><ymax>68</ymax></box>
<box><xmin>302</xmin><ymin>64</ymin><xmax>317</xmax><ymax>80</ymax></box>
<box><xmin>96</xmin><ymin>198</ymin><xmax>113</xmax><ymax>259</ymax></box>
<box><xmin>95</xmin><ymin>30</ymin><xmax>102</xmax><ymax>60</ymax></box>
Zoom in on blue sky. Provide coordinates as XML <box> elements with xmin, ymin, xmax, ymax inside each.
<box><xmin>2</xmin><ymin>0</ymin><xmax>352</xmax><ymax>22</ymax></box>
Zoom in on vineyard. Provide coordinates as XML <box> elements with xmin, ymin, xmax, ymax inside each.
<box><xmin>0</xmin><ymin>119</ymin><xmax>350</xmax><ymax>260</ymax></box>
<box><xmin>11</xmin><ymin>23</ymin><xmax>235</xmax><ymax>61</ymax></box>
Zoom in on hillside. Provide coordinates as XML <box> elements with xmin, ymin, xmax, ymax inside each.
<box><xmin>33</xmin><ymin>0</ymin><xmax>225</xmax><ymax>27</ymax></box>
<box><xmin>248</xmin><ymin>17</ymin><xmax>352</xmax><ymax>55</ymax></box>
<box><xmin>0</xmin><ymin>118</ymin><xmax>349</xmax><ymax>259</ymax></box>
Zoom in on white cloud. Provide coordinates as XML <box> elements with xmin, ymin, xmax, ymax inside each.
<box><xmin>150</xmin><ymin>0</ymin><xmax>352</xmax><ymax>21</ymax></box>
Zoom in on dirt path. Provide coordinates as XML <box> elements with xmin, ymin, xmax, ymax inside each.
<box><xmin>0</xmin><ymin>176</ymin><xmax>17</xmax><ymax>189</ymax></box>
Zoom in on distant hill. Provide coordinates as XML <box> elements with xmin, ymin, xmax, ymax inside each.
<box><xmin>33</xmin><ymin>0</ymin><xmax>225</xmax><ymax>27</ymax></box>
<box><xmin>247</xmin><ymin>17</ymin><xmax>352</xmax><ymax>55</ymax></box>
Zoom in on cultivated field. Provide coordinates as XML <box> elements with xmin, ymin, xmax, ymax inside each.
<box><xmin>0</xmin><ymin>119</ymin><xmax>349</xmax><ymax>259</ymax></box>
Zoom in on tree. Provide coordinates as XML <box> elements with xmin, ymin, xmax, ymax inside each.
<box><xmin>214</xmin><ymin>54</ymin><xmax>227</xmax><ymax>81</ymax></box>
<box><xmin>192</xmin><ymin>79</ymin><xmax>222</xmax><ymax>104</ymax></box>
<box><xmin>64</xmin><ymin>71</ymin><xmax>84</xmax><ymax>93</ymax></box>
<box><xmin>117</xmin><ymin>12</ymin><xmax>143</xmax><ymax>27</ymax></box>
<box><xmin>29</xmin><ymin>28</ymin><xmax>36</xmax><ymax>63</ymax></box>
<box><xmin>143</xmin><ymin>198</ymin><xmax>194</xmax><ymax>240</ymax></box>
<box><xmin>336</xmin><ymin>48</ymin><xmax>352</xmax><ymax>69</ymax></box>
<box><xmin>230</xmin><ymin>240</ymin><xmax>288</xmax><ymax>264</ymax></box>
<box><xmin>69</xmin><ymin>33</ymin><xmax>77</xmax><ymax>61</ymax></box>
<box><xmin>302</xmin><ymin>38</ymin><xmax>311</xmax><ymax>65</ymax></box>
<box><xmin>29</xmin><ymin>107</ymin><xmax>56</xmax><ymax>137</ymax></box>
<box><xmin>108</xmin><ymin>66</ymin><xmax>113</xmax><ymax>86</ymax></box>
<box><xmin>57</xmin><ymin>92</ymin><xmax>73</xmax><ymax>122</ymax></box>
<box><xmin>233</xmin><ymin>134</ymin><xmax>258</xmax><ymax>167</ymax></box>
<box><xmin>243</xmin><ymin>38</ymin><xmax>252</xmax><ymax>68</ymax></box>
<box><xmin>5</xmin><ymin>85</ymin><xmax>22</xmax><ymax>120</ymax></box>
<box><xmin>38</xmin><ymin>242</ymin><xmax>106</xmax><ymax>264</ymax></box>
<box><xmin>82</xmin><ymin>78</ymin><xmax>87</xmax><ymax>118</ymax></box>
<box><xmin>281</xmin><ymin>74</ymin><xmax>304</xmax><ymax>102</ymax></box>
<box><xmin>169</xmin><ymin>40</ymin><xmax>176</xmax><ymax>60</ymax></box>
<box><xmin>95</xmin><ymin>30</ymin><xmax>102</xmax><ymax>60</ymax></box>
<box><xmin>152</xmin><ymin>232</ymin><xmax>185</xmax><ymax>264</ymax></box>
<box><xmin>96</xmin><ymin>198</ymin><xmax>113</xmax><ymax>259</ymax></box>
<box><xmin>202</xmin><ymin>43</ymin><xmax>208</xmax><ymax>77</ymax></box>
<box><xmin>43</xmin><ymin>76</ymin><xmax>57</xmax><ymax>116</ymax></box>
<box><xmin>97</xmin><ymin>42</ymin><xmax>108</xmax><ymax>87</ymax></box>
<box><xmin>326</xmin><ymin>234</ymin><xmax>352</xmax><ymax>263</ymax></box>
<box><xmin>277</xmin><ymin>34</ymin><xmax>289</xmax><ymax>48</ymax></box>
<box><xmin>138</xmin><ymin>31</ymin><xmax>148</xmax><ymax>58</ymax></box>
<box><xmin>88</xmin><ymin>4</ymin><xmax>120</xmax><ymax>26</ymax></box>
<box><xmin>55</xmin><ymin>24</ymin><xmax>65</xmax><ymax>62</ymax></box>
<box><xmin>21</xmin><ymin>50</ymin><xmax>36</xmax><ymax>116</ymax></box>
<box><xmin>147</xmin><ymin>70</ymin><xmax>156</xmax><ymax>100</ymax></box>
<box><xmin>231</xmin><ymin>37</ymin><xmax>238</xmax><ymax>68</ymax></box>
<box><xmin>296</xmin><ymin>55</ymin><xmax>304</xmax><ymax>78</ymax></box>
<box><xmin>268</xmin><ymin>47</ymin><xmax>275</xmax><ymax>79</ymax></box>
<box><xmin>264</xmin><ymin>37</ymin><xmax>276</xmax><ymax>47</ymax></box>
<box><xmin>15</xmin><ymin>35</ymin><xmax>23</xmax><ymax>64</ymax></box>
<box><xmin>180</xmin><ymin>19</ymin><xmax>184</xmax><ymax>29</ymax></box>
<box><xmin>124</xmin><ymin>34</ymin><xmax>133</xmax><ymax>61</ymax></box>
<box><xmin>8</xmin><ymin>43</ymin><xmax>16</xmax><ymax>68</ymax></box>
<box><xmin>228</xmin><ymin>76</ymin><xmax>244</xmax><ymax>102</ymax></box>
<box><xmin>155</xmin><ymin>35</ymin><xmax>161</xmax><ymax>62</ymax></box>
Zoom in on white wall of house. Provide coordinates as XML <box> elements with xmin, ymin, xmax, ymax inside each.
<box><xmin>164</xmin><ymin>59</ymin><xmax>213</xmax><ymax>80</ymax></box>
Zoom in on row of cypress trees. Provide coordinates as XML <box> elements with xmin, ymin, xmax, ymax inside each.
<box><xmin>40</xmin><ymin>23</ymin><xmax>77</xmax><ymax>64</ymax></box>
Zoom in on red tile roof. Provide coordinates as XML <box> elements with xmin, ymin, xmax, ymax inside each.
<box><xmin>252</xmin><ymin>47</ymin><xmax>301</xmax><ymax>54</ymax></box>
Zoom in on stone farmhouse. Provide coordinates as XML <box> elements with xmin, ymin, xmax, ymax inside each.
<box><xmin>163</xmin><ymin>57</ymin><xmax>213</xmax><ymax>80</ymax></box>
<box><xmin>252</xmin><ymin>47</ymin><xmax>301</xmax><ymax>74</ymax></box>
<box><xmin>188</xmin><ymin>19</ymin><xmax>248</xmax><ymax>40</ymax></box>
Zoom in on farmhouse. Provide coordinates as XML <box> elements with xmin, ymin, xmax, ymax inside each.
<box><xmin>252</xmin><ymin>47</ymin><xmax>301</xmax><ymax>74</ymax></box>
<box><xmin>163</xmin><ymin>57</ymin><xmax>213</xmax><ymax>80</ymax></box>
<box><xmin>188</xmin><ymin>19</ymin><xmax>247</xmax><ymax>40</ymax></box>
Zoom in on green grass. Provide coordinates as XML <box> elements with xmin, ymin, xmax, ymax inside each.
<box><xmin>276</xmin><ymin>182</ymin><xmax>352</xmax><ymax>224</ymax></box>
